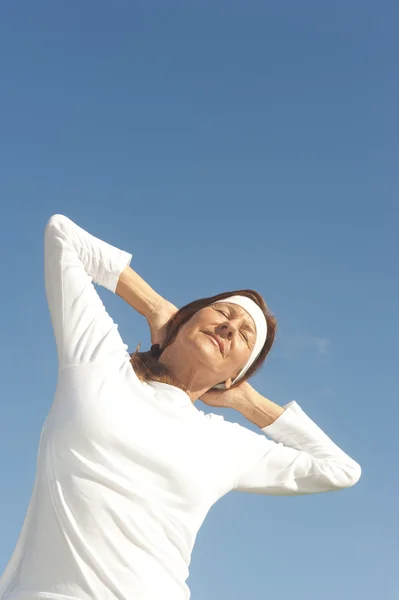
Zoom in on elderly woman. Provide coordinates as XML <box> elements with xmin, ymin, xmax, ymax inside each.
<box><xmin>0</xmin><ymin>215</ymin><xmax>361</xmax><ymax>600</ymax></box>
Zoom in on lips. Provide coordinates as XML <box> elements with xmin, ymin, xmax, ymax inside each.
<box><xmin>205</xmin><ymin>332</ymin><xmax>224</xmax><ymax>356</ymax></box>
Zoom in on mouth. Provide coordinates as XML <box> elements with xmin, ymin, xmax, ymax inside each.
<box><xmin>204</xmin><ymin>332</ymin><xmax>224</xmax><ymax>356</ymax></box>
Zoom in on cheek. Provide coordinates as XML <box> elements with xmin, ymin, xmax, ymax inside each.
<box><xmin>236</xmin><ymin>342</ymin><xmax>252</xmax><ymax>364</ymax></box>
<box><xmin>175</xmin><ymin>323</ymin><xmax>201</xmax><ymax>347</ymax></box>
<box><xmin>224</xmin><ymin>343</ymin><xmax>246</xmax><ymax>368</ymax></box>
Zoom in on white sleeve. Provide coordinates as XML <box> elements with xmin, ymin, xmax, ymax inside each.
<box><xmin>233</xmin><ymin>401</ymin><xmax>361</xmax><ymax>495</ymax></box>
<box><xmin>44</xmin><ymin>214</ymin><xmax>132</xmax><ymax>368</ymax></box>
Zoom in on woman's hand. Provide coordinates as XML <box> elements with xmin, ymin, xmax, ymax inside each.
<box><xmin>200</xmin><ymin>381</ymin><xmax>252</xmax><ymax>410</ymax></box>
<box><xmin>147</xmin><ymin>299</ymin><xmax>179</xmax><ymax>346</ymax></box>
<box><xmin>200</xmin><ymin>381</ymin><xmax>285</xmax><ymax>427</ymax></box>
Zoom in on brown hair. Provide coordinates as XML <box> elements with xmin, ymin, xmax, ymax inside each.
<box><xmin>129</xmin><ymin>289</ymin><xmax>276</xmax><ymax>392</ymax></box>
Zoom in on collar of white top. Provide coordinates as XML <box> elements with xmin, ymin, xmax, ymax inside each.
<box><xmin>211</xmin><ymin>295</ymin><xmax>267</xmax><ymax>390</ymax></box>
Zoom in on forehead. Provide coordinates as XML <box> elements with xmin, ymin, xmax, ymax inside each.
<box><xmin>216</xmin><ymin>302</ymin><xmax>256</xmax><ymax>330</ymax></box>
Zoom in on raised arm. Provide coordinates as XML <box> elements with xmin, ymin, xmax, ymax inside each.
<box><xmin>44</xmin><ymin>214</ymin><xmax>134</xmax><ymax>367</ymax></box>
<box><xmin>116</xmin><ymin>267</ymin><xmax>178</xmax><ymax>346</ymax></box>
<box><xmin>215</xmin><ymin>383</ymin><xmax>361</xmax><ymax>495</ymax></box>
<box><xmin>45</xmin><ymin>214</ymin><xmax>177</xmax><ymax>370</ymax></box>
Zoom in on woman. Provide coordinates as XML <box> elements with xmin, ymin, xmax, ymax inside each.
<box><xmin>0</xmin><ymin>214</ymin><xmax>361</xmax><ymax>600</ymax></box>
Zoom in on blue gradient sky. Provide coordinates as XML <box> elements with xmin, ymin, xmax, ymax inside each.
<box><xmin>0</xmin><ymin>2</ymin><xmax>398</xmax><ymax>599</ymax></box>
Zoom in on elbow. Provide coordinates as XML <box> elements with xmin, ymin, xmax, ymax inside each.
<box><xmin>315</xmin><ymin>457</ymin><xmax>361</xmax><ymax>492</ymax></box>
<box><xmin>345</xmin><ymin>460</ymin><xmax>362</xmax><ymax>487</ymax></box>
<box><xmin>44</xmin><ymin>215</ymin><xmax>71</xmax><ymax>247</ymax></box>
<box><xmin>45</xmin><ymin>214</ymin><xmax>67</xmax><ymax>234</ymax></box>
<box><xmin>333</xmin><ymin>459</ymin><xmax>362</xmax><ymax>490</ymax></box>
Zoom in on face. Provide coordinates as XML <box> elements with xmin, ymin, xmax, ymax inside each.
<box><xmin>172</xmin><ymin>302</ymin><xmax>257</xmax><ymax>386</ymax></box>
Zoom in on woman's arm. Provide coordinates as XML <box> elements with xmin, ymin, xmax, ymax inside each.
<box><xmin>45</xmin><ymin>214</ymin><xmax>133</xmax><ymax>367</ymax></box>
<box><xmin>230</xmin><ymin>384</ymin><xmax>361</xmax><ymax>495</ymax></box>
<box><xmin>45</xmin><ymin>213</ymin><xmax>177</xmax><ymax>370</ymax></box>
<box><xmin>203</xmin><ymin>382</ymin><xmax>361</xmax><ymax>495</ymax></box>
<box><xmin>231</xmin><ymin>384</ymin><xmax>285</xmax><ymax>428</ymax></box>
<box><xmin>116</xmin><ymin>266</ymin><xmax>178</xmax><ymax>345</ymax></box>
<box><xmin>116</xmin><ymin>266</ymin><xmax>165</xmax><ymax>321</ymax></box>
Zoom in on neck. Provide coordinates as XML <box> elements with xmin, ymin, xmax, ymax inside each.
<box><xmin>158</xmin><ymin>351</ymin><xmax>218</xmax><ymax>404</ymax></box>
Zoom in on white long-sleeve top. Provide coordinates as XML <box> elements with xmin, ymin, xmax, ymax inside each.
<box><xmin>0</xmin><ymin>215</ymin><xmax>361</xmax><ymax>600</ymax></box>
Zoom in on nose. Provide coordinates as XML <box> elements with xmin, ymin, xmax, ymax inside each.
<box><xmin>216</xmin><ymin>322</ymin><xmax>236</xmax><ymax>340</ymax></box>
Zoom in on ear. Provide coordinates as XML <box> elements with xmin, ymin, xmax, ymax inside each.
<box><xmin>224</xmin><ymin>378</ymin><xmax>233</xmax><ymax>390</ymax></box>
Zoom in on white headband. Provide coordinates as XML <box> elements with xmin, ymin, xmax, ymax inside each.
<box><xmin>212</xmin><ymin>295</ymin><xmax>268</xmax><ymax>389</ymax></box>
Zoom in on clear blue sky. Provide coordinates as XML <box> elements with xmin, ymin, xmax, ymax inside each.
<box><xmin>0</xmin><ymin>2</ymin><xmax>398</xmax><ymax>599</ymax></box>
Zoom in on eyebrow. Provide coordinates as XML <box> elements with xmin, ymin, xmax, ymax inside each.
<box><xmin>219</xmin><ymin>303</ymin><xmax>256</xmax><ymax>335</ymax></box>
